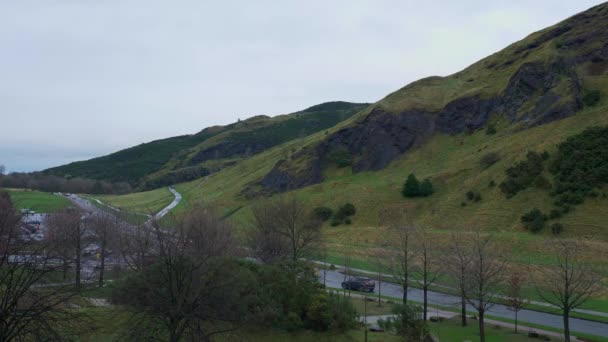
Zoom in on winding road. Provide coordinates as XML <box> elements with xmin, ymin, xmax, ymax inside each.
<box><xmin>153</xmin><ymin>187</ymin><xmax>181</xmax><ymax>220</ymax></box>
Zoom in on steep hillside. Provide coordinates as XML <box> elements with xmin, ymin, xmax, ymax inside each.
<box><xmin>151</xmin><ymin>3</ymin><xmax>608</xmax><ymax>264</ymax></box>
<box><xmin>254</xmin><ymin>3</ymin><xmax>608</xmax><ymax>194</ymax></box>
<box><xmin>45</xmin><ymin>101</ymin><xmax>368</xmax><ymax>189</ymax></box>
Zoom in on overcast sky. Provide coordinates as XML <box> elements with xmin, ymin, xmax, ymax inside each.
<box><xmin>0</xmin><ymin>1</ymin><xmax>602</xmax><ymax>172</ymax></box>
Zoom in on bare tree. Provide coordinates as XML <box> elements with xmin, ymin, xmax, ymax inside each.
<box><xmin>412</xmin><ymin>227</ymin><xmax>442</xmax><ymax>320</ymax></box>
<box><xmin>534</xmin><ymin>239</ymin><xmax>601</xmax><ymax>342</ymax></box>
<box><xmin>506</xmin><ymin>272</ymin><xmax>528</xmax><ymax>334</ymax></box>
<box><xmin>113</xmin><ymin>206</ymin><xmax>252</xmax><ymax>342</ymax></box>
<box><xmin>46</xmin><ymin>207</ymin><xmax>86</xmax><ymax>287</ymax></box>
<box><xmin>444</xmin><ymin>233</ymin><xmax>472</xmax><ymax>327</ymax></box>
<box><xmin>250</xmin><ymin>195</ymin><xmax>321</xmax><ymax>263</ymax></box>
<box><xmin>118</xmin><ymin>221</ymin><xmax>155</xmax><ymax>271</ymax></box>
<box><xmin>90</xmin><ymin>212</ymin><xmax>118</xmax><ymax>286</ymax></box>
<box><xmin>463</xmin><ymin>231</ymin><xmax>507</xmax><ymax>342</ymax></box>
<box><xmin>372</xmin><ymin>249</ymin><xmax>389</xmax><ymax>306</ymax></box>
<box><xmin>0</xmin><ymin>191</ymin><xmax>80</xmax><ymax>341</ymax></box>
<box><xmin>248</xmin><ymin>200</ymin><xmax>289</xmax><ymax>264</ymax></box>
<box><xmin>0</xmin><ymin>164</ymin><xmax>5</xmax><ymax>175</ymax></box>
<box><xmin>387</xmin><ymin>224</ymin><xmax>416</xmax><ymax>304</ymax></box>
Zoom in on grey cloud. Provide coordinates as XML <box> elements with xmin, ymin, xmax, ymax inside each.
<box><xmin>0</xmin><ymin>0</ymin><xmax>602</xmax><ymax>172</ymax></box>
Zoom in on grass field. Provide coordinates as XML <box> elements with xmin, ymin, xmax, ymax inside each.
<box><xmin>3</xmin><ymin>188</ymin><xmax>71</xmax><ymax>213</ymax></box>
<box><xmin>92</xmin><ymin>187</ymin><xmax>173</xmax><ymax>214</ymax></box>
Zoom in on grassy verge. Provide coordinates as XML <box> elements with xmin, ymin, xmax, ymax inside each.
<box><xmin>3</xmin><ymin>188</ymin><xmax>71</xmax><ymax>213</ymax></box>
<box><xmin>330</xmin><ymin>286</ymin><xmax>607</xmax><ymax>341</ymax></box>
<box><xmin>91</xmin><ymin>187</ymin><xmax>173</xmax><ymax>214</ymax></box>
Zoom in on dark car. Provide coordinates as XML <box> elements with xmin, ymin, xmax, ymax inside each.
<box><xmin>341</xmin><ymin>277</ymin><xmax>375</xmax><ymax>292</ymax></box>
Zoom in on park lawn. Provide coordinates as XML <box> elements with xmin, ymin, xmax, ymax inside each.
<box><xmin>348</xmin><ymin>296</ymin><xmax>394</xmax><ymax>316</ymax></box>
<box><xmin>78</xmin><ymin>306</ymin><xmax>401</xmax><ymax>342</ymax></box>
<box><xmin>428</xmin><ymin>317</ymin><xmax>555</xmax><ymax>342</ymax></box>
<box><xmin>3</xmin><ymin>188</ymin><xmax>71</xmax><ymax>213</ymax></box>
<box><xmin>92</xmin><ymin>187</ymin><xmax>173</xmax><ymax>214</ymax></box>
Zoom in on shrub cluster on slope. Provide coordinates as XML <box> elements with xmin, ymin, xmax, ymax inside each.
<box><xmin>499</xmin><ymin>151</ymin><xmax>550</xmax><ymax>198</ymax></box>
<box><xmin>402</xmin><ymin>174</ymin><xmax>434</xmax><ymax>198</ymax></box>
<box><xmin>550</xmin><ymin>126</ymin><xmax>608</xmax><ymax>208</ymax></box>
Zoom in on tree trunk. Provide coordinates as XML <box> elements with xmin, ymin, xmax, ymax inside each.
<box><xmin>98</xmin><ymin>240</ymin><xmax>106</xmax><ymax>287</ymax></box>
<box><xmin>402</xmin><ymin>283</ymin><xmax>408</xmax><ymax>304</ymax></box>
<box><xmin>62</xmin><ymin>260</ymin><xmax>68</xmax><ymax>281</ymax></box>
<box><xmin>378</xmin><ymin>272</ymin><xmax>382</xmax><ymax>305</ymax></box>
<box><xmin>514</xmin><ymin>310</ymin><xmax>518</xmax><ymax>333</ymax></box>
<box><xmin>423</xmin><ymin>286</ymin><xmax>428</xmax><ymax>321</ymax></box>
<box><xmin>479</xmin><ymin>311</ymin><xmax>486</xmax><ymax>342</ymax></box>
<box><xmin>75</xmin><ymin>243</ymin><xmax>81</xmax><ymax>287</ymax></box>
<box><xmin>461</xmin><ymin>295</ymin><xmax>467</xmax><ymax>326</ymax></box>
<box><xmin>563</xmin><ymin>310</ymin><xmax>570</xmax><ymax>342</ymax></box>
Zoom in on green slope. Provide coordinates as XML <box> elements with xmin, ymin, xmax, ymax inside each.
<box><xmin>102</xmin><ymin>3</ymin><xmax>608</xmax><ymax>244</ymax></box>
<box><xmin>44</xmin><ymin>101</ymin><xmax>368</xmax><ymax>189</ymax></box>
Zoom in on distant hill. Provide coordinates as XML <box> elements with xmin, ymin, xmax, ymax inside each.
<box><xmin>44</xmin><ymin>101</ymin><xmax>369</xmax><ymax>189</ymax></box>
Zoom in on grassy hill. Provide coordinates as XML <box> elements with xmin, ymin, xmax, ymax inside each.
<box><xmin>44</xmin><ymin>101</ymin><xmax>368</xmax><ymax>189</ymax></box>
<box><xmin>143</xmin><ymin>3</ymin><xmax>608</xmax><ymax>285</ymax></box>
<box><xmin>96</xmin><ymin>4</ymin><xmax>608</xmax><ymax>251</ymax></box>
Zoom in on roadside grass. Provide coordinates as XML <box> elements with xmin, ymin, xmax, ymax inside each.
<box><xmin>78</xmin><ymin>305</ymin><xmax>402</xmax><ymax>342</ymax></box>
<box><xmin>91</xmin><ymin>187</ymin><xmax>173</xmax><ymax>214</ymax></box>
<box><xmin>333</xmin><ymin>287</ymin><xmax>606</xmax><ymax>342</ymax></box>
<box><xmin>348</xmin><ymin>296</ymin><xmax>394</xmax><ymax>316</ymax></box>
<box><xmin>3</xmin><ymin>188</ymin><xmax>71</xmax><ymax>213</ymax></box>
<box><xmin>428</xmin><ymin>317</ymin><xmax>549</xmax><ymax>342</ymax></box>
<box><xmin>217</xmin><ymin>327</ymin><xmax>402</xmax><ymax>342</ymax></box>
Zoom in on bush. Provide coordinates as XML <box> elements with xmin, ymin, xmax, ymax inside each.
<box><xmin>419</xmin><ymin>179</ymin><xmax>434</xmax><ymax>197</ymax></box>
<box><xmin>402</xmin><ymin>174</ymin><xmax>420</xmax><ymax>197</ymax></box>
<box><xmin>521</xmin><ymin>208</ymin><xmax>547</xmax><ymax>232</ymax></box>
<box><xmin>480</xmin><ymin>152</ymin><xmax>501</xmax><ymax>169</ymax></box>
<box><xmin>500</xmin><ymin>151</ymin><xmax>547</xmax><ymax>198</ymax></box>
<box><xmin>330</xmin><ymin>203</ymin><xmax>356</xmax><ymax>226</ymax></box>
<box><xmin>550</xmin><ymin>126</ymin><xmax>608</xmax><ymax>211</ymax></box>
<box><xmin>338</xmin><ymin>203</ymin><xmax>356</xmax><ymax>217</ymax></box>
<box><xmin>486</xmin><ymin>124</ymin><xmax>497</xmax><ymax>135</ymax></box>
<box><xmin>391</xmin><ymin>304</ymin><xmax>429</xmax><ymax>340</ymax></box>
<box><xmin>328</xmin><ymin>149</ymin><xmax>352</xmax><ymax>168</ymax></box>
<box><xmin>549</xmin><ymin>209</ymin><xmax>562</xmax><ymax>219</ymax></box>
<box><xmin>305</xmin><ymin>292</ymin><xmax>357</xmax><ymax>331</ymax></box>
<box><xmin>401</xmin><ymin>175</ymin><xmax>435</xmax><ymax>198</ymax></box>
<box><xmin>313</xmin><ymin>207</ymin><xmax>333</xmax><ymax>222</ymax></box>
<box><xmin>473</xmin><ymin>193</ymin><xmax>482</xmax><ymax>202</ymax></box>
<box><xmin>489</xmin><ymin>180</ymin><xmax>496</xmax><ymax>187</ymax></box>
<box><xmin>551</xmin><ymin>223</ymin><xmax>564</xmax><ymax>235</ymax></box>
<box><xmin>583</xmin><ymin>90</ymin><xmax>601</xmax><ymax>107</ymax></box>
<box><xmin>466</xmin><ymin>191</ymin><xmax>476</xmax><ymax>201</ymax></box>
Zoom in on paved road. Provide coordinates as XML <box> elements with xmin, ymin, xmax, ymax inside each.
<box><xmin>313</xmin><ymin>260</ymin><xmax>608</xmax><ymax>319</ymax></box>
<box><xmin>153</xmin><ymin>187</ymin><xmax>181</xmax><ymax>220</ymax></box>
<box><xmin>320</xmin><ymin>269</ymin><xmax>608</xmax><ymax>337</ymax></box>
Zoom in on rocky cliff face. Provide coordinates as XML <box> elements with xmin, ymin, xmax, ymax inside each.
<box><xmin>257</xmin><ymin>5</ymin><xmax>608</xmax><ymax>195</ymax></box>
